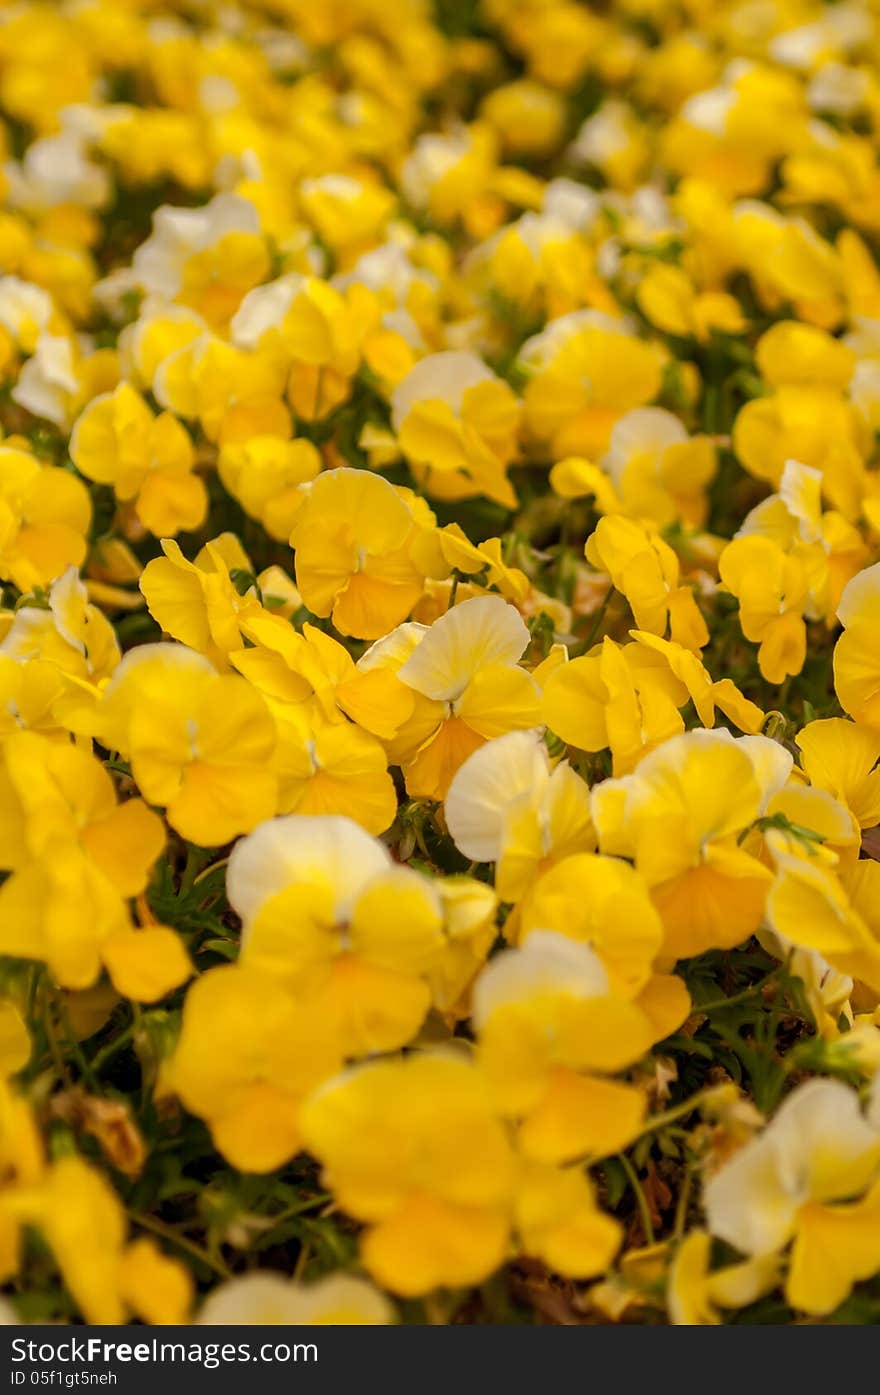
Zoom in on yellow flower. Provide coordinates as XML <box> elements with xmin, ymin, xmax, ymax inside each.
<box><xmin>391</xmin><ymin>351</ymin><xmax>520</xmax><ymax>509</ymax></box>
<box><xmin>121</xmin><ymin>304</ymin><xmax>204</xmax><ymax>394</ymax></box>
<box><xmin>4</xmin><ymin>1155</ymin><xmax>194</xmax><ymax>1324</ymax></box>
<box><xmin>586</xmin><ymin>516</ymin><xmax>708</xmax><ymax>650</ymax></box>
<box><xmin>705</xmin><ymin>1079</ymin><xmax>880</xmax><ymax>1316</ymax></box>
<box><xmin>512</xmin><ymin>1159</ymin><xmax>621</xmax><ymax>1280</ymax></box>
<box><xmin>299</xmin><ymin>175</ymin><xmax>395</xmax><ymax>262</ymax></box>
<box><xmin>70</xmin><ymin>381</ymin><xmax>206</xmax><ymax>536</ymax></box>
<box><xmin>542</xmin><ymin>636</ymin><xmax>686</xmax><ymax>776</ymax></box>
<box><xmin>4</xmin><ymin>1157</ymin><xmax>127</xmax><ymax>1323</ymax></box>
<box><xmin>437</xmin><ymin>526</ymin><xmax>531</xmax><ymax>605</ymax></box>
<box><xmin>129</xmin><ymin>192</ymin><xmax>267</xmax><ymax>328</ymax></box>
<box><xmin>273</xmin><ymin>708</ymin><xmax>397</xmax><ymax>836</ymax></box>
<box><xmin>0</xmin><ymin>566</ymin><xmax>120</xmax><ymax>731</ymax></box>
<box><xmin>394</xmin><ymin>594</ymin><xmax>541</xmax><ymax>799</ymax></box>
<box><xmin>766</xmin><ymin>850</ymin><xmax>880</xmax><ymax>996</ymax></box>
<box><xmin>598</xmin><ymin>407</ymin><xmax>717</xmax><ymax>529</ymax></box>
<box><xmin>592</xmin><ymin>731</ymin><xmax>776</xmax><ymax>959</ymax></box>
<box><xmin>167</xmin><ymin>963</ymin><xmax>343</xmax><ymax>1174</ymax></box>
<box><xmin>796</xmin><ymin>718</ymin><xmax>880</xmax><ymax>830</ymax></box>
<box><xmin>424</xmin><ymin>876</ymin><xmax>499</xmax><ymax>1017</ymax></box>
<box><xmin>117</xmin><ymin>1237</ymin><xmax>194</xmax><ymax>1326</ymax></box>
<box><xmin>518</xmin><ymin>852</ymin><xmax>665</xmax><ymax>998</ymax></box>
<box><xmin>98</xmin><ymin>643</ymin><xmax>277</xmax><ymax>846</ymax></box>
<box><xmin>400</xmin><ymin>125</ymin><xmax>499</xmax><ymax>228</ymax></box>
<box><xmin>745</xmin><ymin>458</ymin><xmax>865</xmax><ymax>608</ymax></box>
<box><xmin>177</xmin><ymin>230</ymin><xmax>270</xmax><ymax>331</ymax></box>
<box><xmin>834</xmin><ymin>561</ymin><xmax>880</xmax><ymax>727</ymax></box>
<box><xmin>231</xmin><ymin>613</ymin><xmax>414</xmax><ymax>740</ymax></box>
<box><xmin>0</xmin><ymin>655</ymin><xmax>68</xmax><ymax>744</ymax></box>
<box><xmin>629</xmin><ymin>630</ymin><xmax>764</xmax><ymax>737</ymax></box>
<box><xmin>227</xmin><ymin>814</ymin><xmax>445</xmax><ymax>1055</ymax></box>
<box><xmin>155</xmin><ymin>333</ymin><xmax>290</xmax><ymax>445</ymax></box>
<box><xmin>289</xmin><ymin>468</ymin><xmax>427</xmax><ymax>640</ymax></box>
<box><xmin>520</xmin><ymin>312</ymin><xmax>667</xmax><ymax>460</ymax></box>
<box><xmin>481</xmin><ymin>80</ymin><xmax>566</xmax><ymax>158</ymax></box>
<box><xmin>570</xmin><ymin>99</ymin><xmax>649</xmax><ymax>191</ymax></box>
<box><xmin>444</xmin><ymin>729</ymin><xmax>594</xmax><ymax>902</ymax></box>
<box><xmin>300</xmin><ymin>1052</ymin><xmax>516</xmax><ymax>1296</ymax></box>
<box><xmin>473</xmin><ymin>932</ymin><xmax>657</xmax><ymax>1163</ymax></box>
<box><xmin>140</xmin><ymin>534</ymin><xmax>264</xmax><ymax>669</ymax></box>
<box><xmin>637</xmin><ymin>263</ymin><xmax>746</xmax><ymax>342</ymax></box>
<box><xmin>232</xmin><ymin>276</ymin><xmax>379</xmax><ymax>422</ymax></box>
<box><xmin>0</xmin><ymin>731</ymin><xmax>181</xmax><ymax>994</ymax></box>
<box><xmin>482</xmin><ymin>209</ymin><xmax>610</xmax><ymax>322</ymax></box>
<box><xmin>218</xmin><ymin>436</ymin><xmax>321</xmax><ymax>541</ymax></box>
<box><xmin>667</xmin><ymin>1230</ymin><xmax>780</xmax><ymax>1326</ymax></box>
<box><xmin>0</xmin><ymin>443</ymin><xmax>91</xmax><ymax>591</ymax></box>
<box><xmin>732</xmin><ymin>321</ymin><xmax>863</xmax><ymax>509</ymax></box>
<box><xmin>0</xmin><ymin>1078</ymin><xmax>43</xmax><ymax>1282</ymax></box>
<box><xmin>719</xmin><ymin>534</ymin><xmax>809</xmax><ymax>683</ymax></box>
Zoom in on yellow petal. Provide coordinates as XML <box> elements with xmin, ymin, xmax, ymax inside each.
<box><xmin>102</xmin><ymin>927</ymin><xmax>192</xmax><ymax>1004</ymax></box>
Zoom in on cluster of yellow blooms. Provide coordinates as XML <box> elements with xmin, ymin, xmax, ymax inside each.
<box><xmin>4</xmin><ymin>0</ymin><xmax>880</xmax><ymax>1329</ymax></box>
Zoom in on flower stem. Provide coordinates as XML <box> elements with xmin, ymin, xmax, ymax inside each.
<box><xmin>618</xmin><ymin>1152</ymin><xmax>655</xmax><ymax>1246</ymax></box>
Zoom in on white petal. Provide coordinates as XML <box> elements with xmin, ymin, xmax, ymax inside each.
<box><xmin>230</xmin><ymin>275</ymin><xmax>302</xmax><ymax>349</ymax></box>
<box><xmin>705</xmin><ymin>1131</ymin><xmax>800</xmax><ymax>1256</ymax></box>
<box><xmin>735</xmin><ymin>734</ymin><xmax>794</xmax><ymax>810</ymax></box>
<box><xmin>226</xmin><ymin>814</ymin><xmax>391</xmax><ymax>929</ymax></box>
<box><xmin>390</xmin><ymin>350</ymin><xmax>492</xmax><ymax>428</ymax></box>
<box><xmin>472</xmin><ymin>930</ymin><xmax>609</xmax><ymax>1028</ymax></box>
<box><xmin>397</xmin><ymin>594</ymin><xmax>530</xmax><ymax>701</ymax></box>
<box><xmin>445</xmin><ymin>729</ymin><xmax>548</xmax><ymax>862</ymax></box>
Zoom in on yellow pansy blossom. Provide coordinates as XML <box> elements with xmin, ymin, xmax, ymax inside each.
<box><xmin>667</xmin><ymin>1230</ymin><xmax>781</xmax><ymax>1326</ymax></box>
<box><xmin>227</xmin><ymin>814</ymin><xmax>445</xmax><ymax>1055</ymax></box>
<box><xmin>273</xmin><ymin>707</ymin><xmax>397</xmax><ymax>836</ymax></box>
<box><xmin>70</xmin><ymin>381</ymin><xmax>207</xmax><ymax>537</ymax></box>
<box><xmin>299</xmin><ymin>1052</ymin><xmax>516</xmax><ymax>1296</ymax></box>
<box><xmin>705</xmin><ymin>1080</ymin><xmax>880</xmax><ymax>1316</ymax></box>
<box><xmin>391</xmin><ymin>351</ymin><xmax>521</xmax><ymax>509</ymax></box>
<box><xmin>394</xmin><ymin>594</ymin><xmax>541</xmax><ymax>799</ymax></box>
<box><xmin>444</xmin><ymin>729</ymin><xmax>594</xmax><ymax>902</ymax></box>
<box><xmin>591</xmin><ymin>730</ymin><xmax>776</xmax><ymax>959</ymax></box>
<box><xmin>520</xmin><ymin>311</ymin><xmax>667</xmax><ymax>460</ymax></box>
<box><xmin>473</xmin><ymin>932</ymin><xmax>658</xmax><ymax>1163</ymax></box>
<box><xmin>140</xmin><ymin>535</ymin><xmax>265</xmax><ymax>669</ymax></box>
<box><xmin>167</xmin><ymin>963</ymin><xmax>344</xmax><ymax>1174</ymax></box>
<box><xmin>0</xmin><ymin>444</ymin><xmax>91</xmax><ymax>591</ymax></box>
<box><xmin>97</xmin><ymin>643</ymin><xmax>278</xmax><ymax>846</ymax></box>
<box><xmin>289</xmin><ymin>468</ymin><xmax>429</xmax><ymax>640</ymax></box>
<box><xmin>218</xmin><ymin>436</ymin><xmax>321</xmax><ymax>541</ymax></box>
<box><xmin>0</xmin><ymin>731</ymin><xmax>185</xmax><ymax>995</ymax></box>
<box><xmin>834</xmin><ymin>561</ymin><xmax>880</xmax><ymax>728</ymax></box>
<box><xmin>542</xmin><ymin>636</ymin><xmax>686</xmax><ymax>776</ymax></box>
<box><xmin>796</xmin><ymin>718</ymin><xmax>880</xmax><ymax>830</ymax></box>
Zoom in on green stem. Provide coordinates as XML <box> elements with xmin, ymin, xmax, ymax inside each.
<box><xmin>635</xmin><ymin>1087</ymin><xmax>716</xmax><ymax>1140</ymax></box>
<box><xmin>583</xmin><ymin>585</ymin><xmax>614</xmax><ymax>650</ymax></box>
<box><xmin>618</xmin><ymin>1153</ymin><xmax>655</xmax><ymax>1246</ymax></box>
<box><xmin>260</xmin><ymin>1193</ymin><xmax>332</xmax><ymax>1237</ymax></box>
<box><xmin>694</xmin><ymin>968</ymin><xmax>780</xmax><ymax>1016</ymax></box>
<box><xmin>673</xmin><ymin>1164</ymin><xmax>694</xmax><ymax>1245</ymax></box>
<box><xmin>128</xmin><ymin>1210</ymin><xmax>231</xmax><ymax>1279</ymax></box>
<box><xmin>194</xmin><ymin>857</ymin><xmax>228</xmax><ymax>887</ymax></box>
<box><xmin>90</xmin><ymin>1023</ymin><xmax>136</xmax><ymax>1075</ymax></box>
